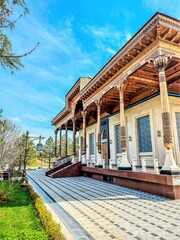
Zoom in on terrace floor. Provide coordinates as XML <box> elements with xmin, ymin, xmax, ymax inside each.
<box><xmin>27</xmin><ymin>170</ymin><xmax>180</xmax><ymax>240</ymax></box>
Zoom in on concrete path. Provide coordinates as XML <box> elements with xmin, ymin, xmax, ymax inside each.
<box><xmin>27</xmin><ymin>170</ymin><xmax>180</xmax><ymax>240</ymax></box>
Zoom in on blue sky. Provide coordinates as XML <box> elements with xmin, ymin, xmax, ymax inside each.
<box><xmin>0</xmin><ymin>0</ymin><xmax>179</xmax><ymax>139</ymax></box>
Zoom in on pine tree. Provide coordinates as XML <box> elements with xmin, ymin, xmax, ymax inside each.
<box><xmin>0</xmin><ymin>0</ymin><xmax>39</xmax><ymax>73</ymax></box>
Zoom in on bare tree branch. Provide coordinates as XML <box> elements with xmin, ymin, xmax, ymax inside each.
<box><xmin>0</xmin><ymin>13</ymin><xmax>22</xmax><ymax>28</ymax></box>
<box><xmin>0</xmin><ymin>42</ymin><xmax>39</xmax><ymax>58</ymax></box>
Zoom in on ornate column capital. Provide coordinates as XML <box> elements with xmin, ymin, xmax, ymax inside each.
<box><xmin>146</xmin><ymin>48</ymin><xmax>174</xmax><ymax>72</ymax></box>
<box><xmin>95</xmin><ymin>99</ymin><xmax>102</xmax><ymax>111</ymax></box>
<box><xmin>64</xmin><ymin>122</ymin><xmax>68</xmax><ymax>129</ymax></box>
<box><xmin>58</xmin><ymin>126</ymin><xmax>62</xmax><ymax>131</ymax></box>
<box><xmin>115</xmin><ymin>82</ymin><xmax>125</xmax><ymax>93</ymax></box>
<box><xmin>113</xmin><ymin>77</ymin><xmax>127</xmax><ymax>90</ymax></box>
<box><xmin>82</xmin><ymin>101</ymin><xmax>87</xmax><ymax>111</ymax></box>
<box><xmin>153</xmin><ymin>55</ymin><xmax>169</xmax><ymax>72</ymax></box>
<box><xmin>71</xmin><ymin>116</ymin><xmax>76</xmax><ymax>123</ymax></box>
<box><xmin>81</xmin><ymin>110</ymin><xmax>87</xmax><ymax>118</ymax></box>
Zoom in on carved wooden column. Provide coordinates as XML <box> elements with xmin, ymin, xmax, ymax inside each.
<box><xmin>65</xmin><ymin>124</ymin><xmax>68</xmax><ymax>157</ymax></box>
<box><xmin>153</xmin><ymin>54</ymin><xmax>180</xmax><ymax>175</ymax></box>
<box><xmin>71</xmin><ymin>116</ymin><xmax>76</xmax><ymax>163</ymax></box>
<box><xmin>95</xmin><ymin>99</ymin><xmax>103</xmax><ymax>168</ymax></box>
<box><xmin>54</xmin><ymin>129</ymin><xmax>58</xmax><ymax>160</ymax></box>
<box><xmin>59</xmin><ymin>127</ymin><xmax>62</xmax><ymax>158</ymax></box>
<box><xmin>81</xmin><ymin>110</ymin><xmax>87</xmax><ymax>165</ymax></box>
<box><xmin>117</xmin><ymin>83</ymin><xmax>132</xmax><ymax>170</ymax></box>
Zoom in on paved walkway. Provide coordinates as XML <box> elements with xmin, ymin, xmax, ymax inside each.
<box><xmin>27</xmin><ymin>170</ymin><xmax>180</xmax><ymax>240</ymax></box>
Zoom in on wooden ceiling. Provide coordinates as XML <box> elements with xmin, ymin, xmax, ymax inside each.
<box><xmin>81</xmin><ymin>56</ymin><xmax>179</xmax><ymax>113</ymax></box>
<box><xmin>63</xmin><ymin>55</ymin><xmax>179</xmax><ymax>130</ymax></box>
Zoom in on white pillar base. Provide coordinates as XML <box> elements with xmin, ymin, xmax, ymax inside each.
<box><xmin>160</xmin><ymin>149</ymin><xmax>180</xmax><ymax>175</ymax></box>
<box><xmin>118</xmin><ymin>151</ymin><xmax>132</xmax><ymax>170</ymax></box>
<box><xmin>95</xmin><ymin>153</ymin><xmax>103</xmax><ymax>168</ymax></box>
<box><xmin>81</xmin><ymin>154</ymin><xmax>87</xmax><ymax>166</ymax></box>
<box><xmin>71</xmin><ymin>155</ymin><xmax>76</xmax><ymax>164</ymax></box>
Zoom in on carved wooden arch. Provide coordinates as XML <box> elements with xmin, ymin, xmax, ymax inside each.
<box><xmin>101</xmin><ymin>129</ymin><xmax>108</xmax><ymax>140</ymax></box>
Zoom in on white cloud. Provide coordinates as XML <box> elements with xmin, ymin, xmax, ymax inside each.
<box><xmin>125</xmin><ymin>32</ymin><xmax>132</xmax><ymax>41</ymax></box>
<box><xmin>106</xmin><ymin>48</ymin><xmax>116</xmax><ymax>55</ymax></box>
<box><xmin>81</xmin><ymin>24</ymin><xmax>132</xmax><ymax>59</ymax></box>
<box><xmin>23</xmin><ymin>113</ymin><xmax>49</xmax><ymax>123</ymax></box>
<box><xmin>82</xmin><ymin>25</ymin><xmax>121</xmax><ymax>42</ymax></box>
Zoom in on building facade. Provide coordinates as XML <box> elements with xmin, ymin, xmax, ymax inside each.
<box><xmin>51</xmin><ymin>13</ymin><xmax>180</xmax><ymax>175</ymax></box>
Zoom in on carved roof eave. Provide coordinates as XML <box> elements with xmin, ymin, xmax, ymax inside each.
<box><xmin>66</xmin><ymin>79</ymin><xmax>80</xmax><ymax>100</ymax></box>
<box><xmin>51</xmin><ymin>108</ymin><xmax>70</xmax><ymax>126</ymax></box>
<box><xmin>51</xmin><ymin>80</ymin><xmax>80</xmax><ymax>125</ymax></box>
<box><xmin>80</xmin><ymin>12</ymin><xmax>179</xmax><ymax>99</ymax></box>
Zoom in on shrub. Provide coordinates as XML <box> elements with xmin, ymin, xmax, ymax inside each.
<box><xmin>0</xmin><ymin>229</ymin><xmax>49</xmax><ymax>240</ymax></box>
<box><xmin>0</xmin><ymin>183</ymin><xmax>12</xmax><ymax>203</ymax></box>
<box><xmin>27</xmin><ymin>183</ymin><xmax>65</xmax><ymax>240</ymax></box>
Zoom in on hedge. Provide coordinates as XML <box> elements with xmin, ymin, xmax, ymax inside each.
<box><xmin>0</xmin><ymin>229</ymin><xmax>49</xmax><ymax>240</ymax></box>
<box><xmin>27</xmin><ymin>183</ymin><xmax>65</xmax><ymax>240</ymax></box>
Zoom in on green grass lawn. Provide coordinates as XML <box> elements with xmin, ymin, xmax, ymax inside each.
<box><xmin>0</xmin><ymin>181</ymin><xmax>49</xmax><ymax>240</ymax></box>
<box><xmin>27</xmin><ymin>158</ymin><xmax>49</xmax><ymax>168</ymax></box>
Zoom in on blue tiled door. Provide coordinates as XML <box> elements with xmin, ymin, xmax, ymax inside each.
<box><xmin>89</xmin><ymin>133</ymin><xmax>95</xmax><ymax>155</ymax></box>
<box><xmin>101</xmin><ymin>120</ymin><xmax>110</xmax><ymax>164</ymax></box>
<box><xmin>115</xmin><ymin>124</ymin><xmax>122</xmax><ymax>154</ymax></box>
<box><xmin>137</xmin><ymin>115</ymin><xmax>152</xmax><ymax>153</ymax></box>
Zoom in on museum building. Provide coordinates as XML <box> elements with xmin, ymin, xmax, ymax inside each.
<box><xmin>51</xmin><ymin>12</ymin><xmax>180</xmax><ymax>176</ymax></box>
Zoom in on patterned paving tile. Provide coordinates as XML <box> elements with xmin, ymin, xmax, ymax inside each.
<box><xmin>27</xmin><ymin>170</ymin><xmax>180</xmax><ymax>240</ymax></box>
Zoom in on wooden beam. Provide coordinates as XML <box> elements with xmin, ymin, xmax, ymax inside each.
<box><xmin>168</xmin><ymin>83</ymin><xmax>180</xmax><ymax>92</ymax></box>
<box><xmin>166</xmin><ymin>70</ymin><xmax>180</xmax><ymax>81</ymax></box>
<box><xmin>166</xmin><ymin>62</ymin><xmax>180</xmax><ymax>75</ymax></box>
<box><xmin>169</xmin><ymin>31</ymin><xmax>179</xmax><ymax>41</ymax></box>
<box><xmin>128</xmin><ymin>76</ymin><xmax>159</xmax><ymax>87</ymax></box>
<box><xmin>161</xmin><ymin>28</ymin><xmax>171</xmax><ymax>39</ymax></box>
<box><xmin>139</xmin><ymin>41</ymin><xmax>147</xmax><ymax>48</ymax></box>
<box><xmin>129</xmin><ymin>88</ymin><xmax>157</xmax><ymax>104</ymax></box>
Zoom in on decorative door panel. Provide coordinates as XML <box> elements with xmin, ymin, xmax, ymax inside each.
<box><xmin>101</xmin><ymin>119</ymin><xmax>110</xmax><ymax>165</ymax></box>
<box><xmin>137</xmin><ymin>115</ymin><xmax>152</xmax><ymax>153</ymax></box>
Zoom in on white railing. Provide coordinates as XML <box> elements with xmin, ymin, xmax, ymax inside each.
<box><xmin>131</xmin><ymin>159</ymin><xmax>137</xmax><ymax>171</ymax></box>
<box><xmin>131</xmin><ymin>159</ymin><xmax>159</xmax><ymax>173</ymax></box>
<box><xmin>142</xmin><ymin>158</ymin><xmax>146</xmax><ymax>172</ymax></box>
<box><xmin>54</xmin><ymin>156</ymin><xmax>71</xmax><ymax>167</ymax></box>
<box><xmin>153</xmin><ymin>159</ymin><xmax>159</xmax><ymax>174</ymax></box>
<box><xmin>86</xmin><ymin>156</ymin><xmax>96</xmax><ymax>167</ymax></box>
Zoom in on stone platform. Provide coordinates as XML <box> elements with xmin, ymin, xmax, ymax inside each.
<box><xmin>81</xmin><ymin>167</ymin><xmax>180</xmax><ymax>199</ymax></box>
